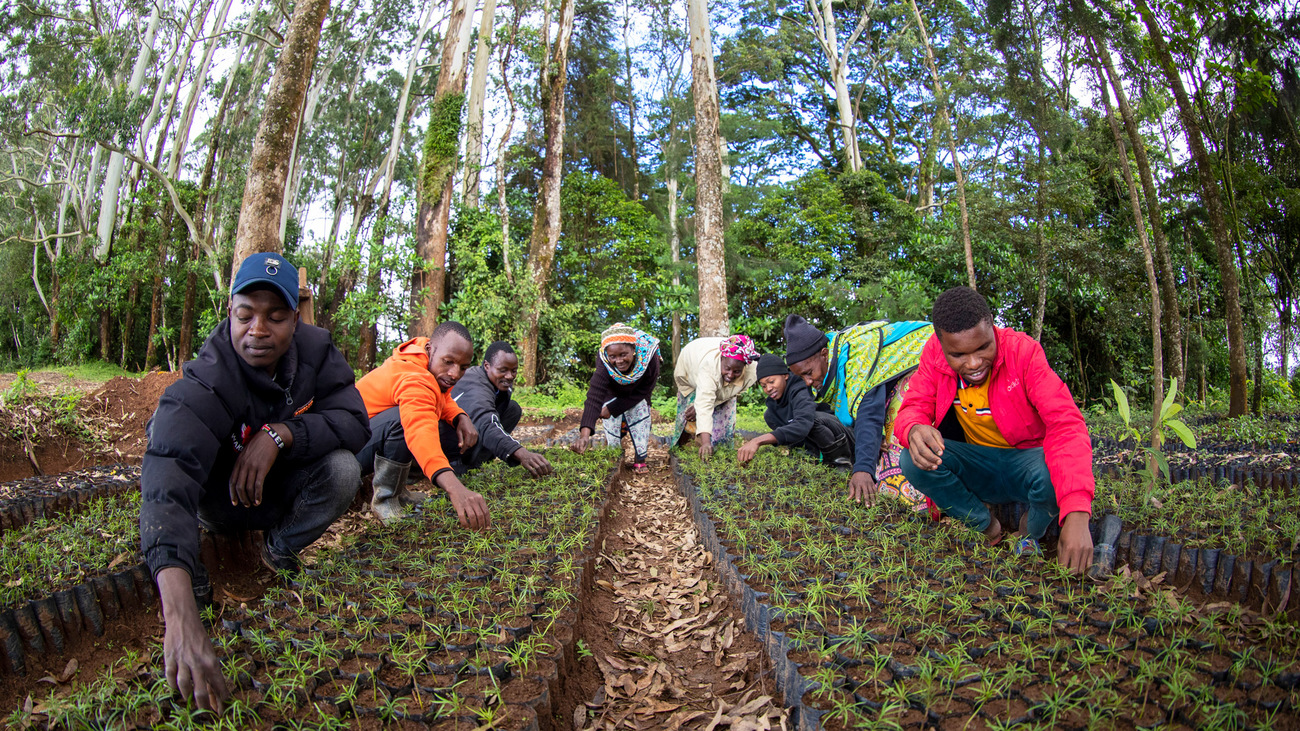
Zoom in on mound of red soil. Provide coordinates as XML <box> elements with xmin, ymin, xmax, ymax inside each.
<box><xmin>81</xmin><ymin>370</ymin><xmax>181</xmax><ymax>463</ymax></box>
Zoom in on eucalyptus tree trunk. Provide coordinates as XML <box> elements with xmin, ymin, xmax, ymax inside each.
<box><xmin>1134</xmin><ymin>0</ymin><xmax>1247</xmax><ymax>416</ymax></box>
<box><xmin>622</xmin><ymin>0</ymin><xmax>640</xmax><ymax>198</ymax></box>
<box><xmin>279</xmin><ymin>0</ymin><xmax>365</xmax><ymax>240</ymax></box>
<box><xmin>462</xmin><ymin>0</ymin><xmax>499</xmax><ymax>208</ymax></box>
<box><xmin>167</xmin><ymin>0</ymin><xmax>236</xmax><ymax>177</ymax></box>
<box><xmin>411</xmin><ymin>0</ymin><xmax>478</xmax><ymax>336</ymax></box>
<box><xmin>668</xmin><ymin>172</ymin><xmax>682</xmax><ymax>361</ymax></box>
<box><xmin>1096</xmin><ymin>37</ymin><xmax>1184</xmax><ymax>386</ymax></box>
<box><xmin>806</xmin><ymin>0</ymin><xmax>872</xmax><ymax>172</ymax></box>
<box><xmin>518</xmin><ymin>0</ymin><xmax>576</xmax><ymax>385</ymax></box>
<box><xmin>133</xmin><ymin>0</ymin><xmax>201</xmax><ymax>175</ymax></box>
<box><xmin>495</xmin><ymin>0</ymin><xmax>522</xmax><ymax>282</ymax></box>
<box><xmin>94</xmin><ymin>2</ymin><xmax>161</xmax><ymax>263</ymax></box>
<box><xmin>908</xmin><ymin>0</ymin><xmax>974</xmax><ymax>289</ymax></box>
<box><xmin>1031</xmin><ymin>143</ymin><xmax>1047</xmax><ymax>341</ymax></box>
<box><xmin>688</xmin><ymin>0</ymin><xmax>730</xmax><ymax>337</ymax></box>
<box><xmin>231</xmin><ymin>0</ymin><xmax>333</xmax><ymax>277</ymax></box>
<box><xmin>1094</xmin><ymin>42</ymin><xmax>1163</xmax><ymax>476</ymax></box>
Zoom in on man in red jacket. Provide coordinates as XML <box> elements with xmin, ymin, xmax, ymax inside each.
<box><xmin>894</xmin><ymin>286</ymin><xmax>1094</xmax><ymax>574</ymax></box>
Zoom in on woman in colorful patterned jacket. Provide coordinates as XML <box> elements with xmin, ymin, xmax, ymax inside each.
<box><xmin>572</xmin><ymin>324</ymin><xmax>662</xmax><ymax>473</ymax></box>
<box><xmin>783</xmin><ymin>314</ymin><xmax>933</xmax><ymax>508</ymax></box>
<box><xmin>673</xmin><ymin>334</ymin><xmax>760</xmax><ymax>459</ymax></box>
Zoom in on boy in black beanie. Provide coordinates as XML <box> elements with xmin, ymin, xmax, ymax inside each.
<box><xmin>737</xmin><ymin>354</ymin><xmax>855</xmax><ymax>465</ymax></box>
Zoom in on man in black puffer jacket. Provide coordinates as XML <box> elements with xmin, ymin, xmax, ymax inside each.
<box><xmin>140</xmin><ymin>252</ymin><xmax>370</xmax><ymax>714</ymax></box>
<box><xmin>444</xmin><ymin>341</ymin><xmax>553</xmax><ymax>477</ymax></box>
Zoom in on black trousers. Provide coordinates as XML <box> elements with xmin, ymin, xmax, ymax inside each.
<box><xmin>194</xmin><ymin>449</ymin><xmax>360</xmax><ymax>589</ymax></box>
<box><xmin>355</xmin><ymin>406</ymin><xmax>418</xmax><ymax>476</ymax></box>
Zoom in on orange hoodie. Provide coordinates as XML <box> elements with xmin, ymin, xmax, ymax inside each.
<box><xmin>356</xmin><ymin>337</ymin><xmax>467</xmax><ymax>479</ymax></box>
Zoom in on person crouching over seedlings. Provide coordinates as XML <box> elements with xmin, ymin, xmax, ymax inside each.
<box><xmin>141</xmin><ymin>252</ymin><xmax>371</xmax><ymax>714</ymax></box>
<box><xmin>572</xmin><ymin>323</ymin><xmax>662</xmax><ymax>473</ymax></box>
<box><xmin>354</xmin><ymin>322</ymin><xmax>488</xmax><ymax>529</ymax></box>
<box><xmin>894</xmin><ymin>286</ymin><xmax>1095</xmax><ymax>573</ymax></box>
<box><xmin>446</xmin><ymin>341</ymin><xmax>553</xmax><ymax>477</ymax></box>
<box><xmin>737</xmin><ymin>354</ymin><xmax>854</xmax><ymax>466</ymax></box>
<box><xmin>783</xmin><ymin>313</ymin><xmax>933</xmax><ymax>508</ymax></box>
<box><xmin>673</xmin><ymin>334</ymin><xmax>760</xmax><ymax>459</ymax></box>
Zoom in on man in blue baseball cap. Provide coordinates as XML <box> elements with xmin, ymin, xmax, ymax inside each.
<box><xmin>139</xmin><ymin>251</ymin><xmax>371</xmax><ymax>714</ymax></box>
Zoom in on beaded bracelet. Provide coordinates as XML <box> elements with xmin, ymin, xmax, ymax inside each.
<box><xmin>262</xmin><ymin>424</ymin><xmax>286</xmax><ymax>450</ymax></box>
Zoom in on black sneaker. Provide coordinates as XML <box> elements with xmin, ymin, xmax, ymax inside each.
<box><xmin>261</xmin><ymin>543</ymin><xmax>301</xmax><ymax>577</ymax></box>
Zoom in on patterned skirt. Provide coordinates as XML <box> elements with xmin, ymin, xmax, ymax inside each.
<box><xmin>875</xmin><ymin>372</ymin><xmax>928</xmax><ymax>511</ymax></box>
<box><xmin>673</xmin><ymin>392</ymin><xmax>737</xmax><ymax>447</ymax></box>
<box><xmin>602</xmin><ymin>399</ymin><xmax>653</xmax><ymax>462</ymax></box>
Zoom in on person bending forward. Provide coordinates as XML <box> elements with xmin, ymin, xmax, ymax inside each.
<box><xmin>355</xmin><ymin>322</ymin><xmax>488</xmax><ymax>528</ymax></box>
<box><xmin>673</xmin><ymin>334</ymin><xmax>759</xmax><ymax>459</ymax></box>
<box><xmin>893</xmin><ymin>286</ymin><xmax>1095</xmax><ymax>573</ymax></box>
<box><xmin>445</xmin><ymin>341</ymin><xmax>552</xmax><ymax>477</ymax></box>
<box><xmin>573</xmin><ymin>324</ymin><xmax>661</xmax><ymax>473</ymax></box>
<box><xmin>141</xmin><ymin>252</ymin><xmax>371</xmax><ymax>713</ymax></box>
<box><xmin>738</xmin><ymin>354</ymin><xmax>854</xmax><ymax>466</ymax></box>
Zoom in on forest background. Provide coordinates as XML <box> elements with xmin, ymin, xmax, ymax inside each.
<box><xmin>1</xmin><ymin>0</ymin><xmax>1297</xmax><ymax>417</ymax></box>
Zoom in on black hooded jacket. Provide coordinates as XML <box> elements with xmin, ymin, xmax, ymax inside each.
<box><xmin>140</xmin><ymin>319</ymin><xmax>370</xmax><ymax>579</ymax></box>
<box><xmin>450</xmin><ymin>365</ymin><xmax>522</xmax><ymax>461</ymax></box>
<box><xmin>763</xmin><ymin>377</ymin><xmax>823</xmax><ymax>445</ymax></box>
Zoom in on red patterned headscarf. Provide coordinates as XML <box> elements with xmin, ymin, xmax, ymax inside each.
<box><xmin>719</xmin><ymin>334</ymin><xmax>759</xmax><ymax>363</ymax></box>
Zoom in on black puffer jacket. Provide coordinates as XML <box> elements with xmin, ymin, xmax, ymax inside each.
<box><xmin>140</xmin><ymin>319</ymin><xmax>370</xmax><ymax>579</ymax></box>
<box><xmin>450</xmin><ymin>366</ymin><xmax>522</xmax><ymax>462</ymax></box>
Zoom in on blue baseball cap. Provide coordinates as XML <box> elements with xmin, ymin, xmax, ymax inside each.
<box><xmin>231</xmin><ymin>252</ymin><xmax>299</xmax><ymax>310</ymax></box>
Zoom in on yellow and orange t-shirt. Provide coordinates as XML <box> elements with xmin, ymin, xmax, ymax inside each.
<box><xmin>952</xmin><ymin>376</ymin><xmax>1011</xmax><ymax>448</ymax></box>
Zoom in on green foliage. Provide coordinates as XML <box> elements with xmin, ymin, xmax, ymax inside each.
<box><xmin>419</xmin><ymin>92</ymin><xmax>466</xmax><ymax>202</ymax></box>
<box><xmin>1107</xmin><ymin>377</ymin><xmax>1196</xmax><ymax>491</ymax></box>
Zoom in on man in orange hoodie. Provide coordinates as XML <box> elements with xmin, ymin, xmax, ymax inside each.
<box><xmin>355</xmin><ymin>321</ymin><xmax>489</xmax><ymax>528</ymax></box>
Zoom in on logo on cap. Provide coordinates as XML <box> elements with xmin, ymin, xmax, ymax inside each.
<box><xmin>265</xmin><ymin>258</ymin><xmax>281</xmax><ymax>275</ymax></box>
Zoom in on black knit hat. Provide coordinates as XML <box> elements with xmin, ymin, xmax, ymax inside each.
<box><xmin>756</xmin><ymin>354</ymin><xmax>788</xmax><ymax>380</ymax></box>
<box><xmin>784</xmin><ymin>314</ymin><xmax>826</xmax><ymax>365</ymax></box>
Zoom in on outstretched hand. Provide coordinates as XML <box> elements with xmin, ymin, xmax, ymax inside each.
<box><xmin>906</xmin><ymin>425</ymin><xmax>946</xmax><ymax>471</ymax></box>
<box><xmin>848</xmin><ymin>471</ymin><xmax>878</xmax><ymax>505</ymax></box>
<box><xmin>454</xmin><ymin>414</ymin><xmax>479</xmax><ymax>450</ymax></box>
<box><xmin>1057</xmin><ymin>511</ymin><xmax>1093</xmax><ymax>575</ymax></box>
<box><xmin>158</xmin><ymin>568</ymin><xmax>229</xmax><ymax>714</ymax></box>
<box><xmin>514</xmin><ymin>448</ymin><xmax>554</xmax><ymax>478</ymax></box>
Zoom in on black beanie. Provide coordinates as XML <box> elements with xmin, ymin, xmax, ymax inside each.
<box><xmin>784</xmin><ymin>314</ymin><xmax>826</xmax><ymax>365</ymax></box>
<box><xmin>756</xmin><ymin>354</ymin><xmax>788</xmax><ymax>380</ymax></box>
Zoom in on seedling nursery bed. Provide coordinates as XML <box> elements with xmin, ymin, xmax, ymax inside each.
<box><xmin>4</xmin><ymin>438</ymin><xmax>1300</xmax><ymax>730</ymax></box>
<box><xmin>675</xmin><ymin>451</ymin><xmax>1300</xmax><ymax>731</ymax></box>
<box><xmin>3</xmin><ymin>449</ymin><xmax>620</xmax><ymax>730</ymax></box>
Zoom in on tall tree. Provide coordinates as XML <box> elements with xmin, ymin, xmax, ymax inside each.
<box><xmin>909</xmin><ymin>0</ymin><xmax>975</xmax><ymax>289</ymax></box>
<box><xmin>1092</xmin><ymin>35</ymin><xmax>1163</xmax><ymax>472</ymax></box>
<box><xmin>462</xmin><ymin>0</ymin><xmax>499</xmax><ymax>208</ymax></box>
<box><xmin>411</xmin><ymin>0</ymin><xmax>477</xmax><ymax>335</ymax></box>
<box><xmin>518</xmin><ymin>0</ymin><xmax>577</xmax><ymax>385</ymax></box>
<box><xmin>806</xmin><ymin>0</ymin><xmax>873</xmax><ymax>172</ymax></box>
<box><xmin>1132</xmin><ymin>0</ymin><xmax>1248</xmax><ymax>415</ymax></box>
<box><xmin>688</xmin><ymin>0</ymin><xmax>730</xmax><ymax>336</ymax></box>
<box><xmin>1095</xmin><ymin>36</ymin><xmax>1184</xmax><ymax>385</ymax></box>
<box><xmin>230</xmin><ymin>0</ymin><xmax>334</xmax><ymax>276</ymax></box>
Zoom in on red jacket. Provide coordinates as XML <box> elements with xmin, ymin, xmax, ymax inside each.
<box><xmin>894</xmin><ymin>327</ymin><xmax>1094</xmax><ymax>521</ymax></box>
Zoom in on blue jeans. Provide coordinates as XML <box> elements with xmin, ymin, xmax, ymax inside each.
<box><xmin>195</xmin><ymin>449</ymin><xmax>360</xmax><ymax>587</ymax></box>
<box><xmin>900</xmin><ymin>441</ymin><xmax>1058</xmax><ymax>539</ymax></box>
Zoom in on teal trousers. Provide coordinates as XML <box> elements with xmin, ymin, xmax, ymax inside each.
<box><xmin>900</xmin><ymin>440</ymin><xmax>1058</xmax><ymax>539</ymax></box>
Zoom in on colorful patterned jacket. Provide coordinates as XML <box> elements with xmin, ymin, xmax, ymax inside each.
<box><xmin>815</xmin><ymin>321</ymin><xmax>932</xmax><ymax>477</ymax></box>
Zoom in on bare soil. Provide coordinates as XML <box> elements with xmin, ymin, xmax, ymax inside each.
<box><xmin>0</xmin><ymin>370</ymin><xmax>179</xmax><ymax>483</ymax></box>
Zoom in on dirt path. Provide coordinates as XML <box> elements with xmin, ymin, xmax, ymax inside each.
<box><xmin>565</xmin><ymin>444</ymin><xmax>787</xmax><ymax>731</ymax></box>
